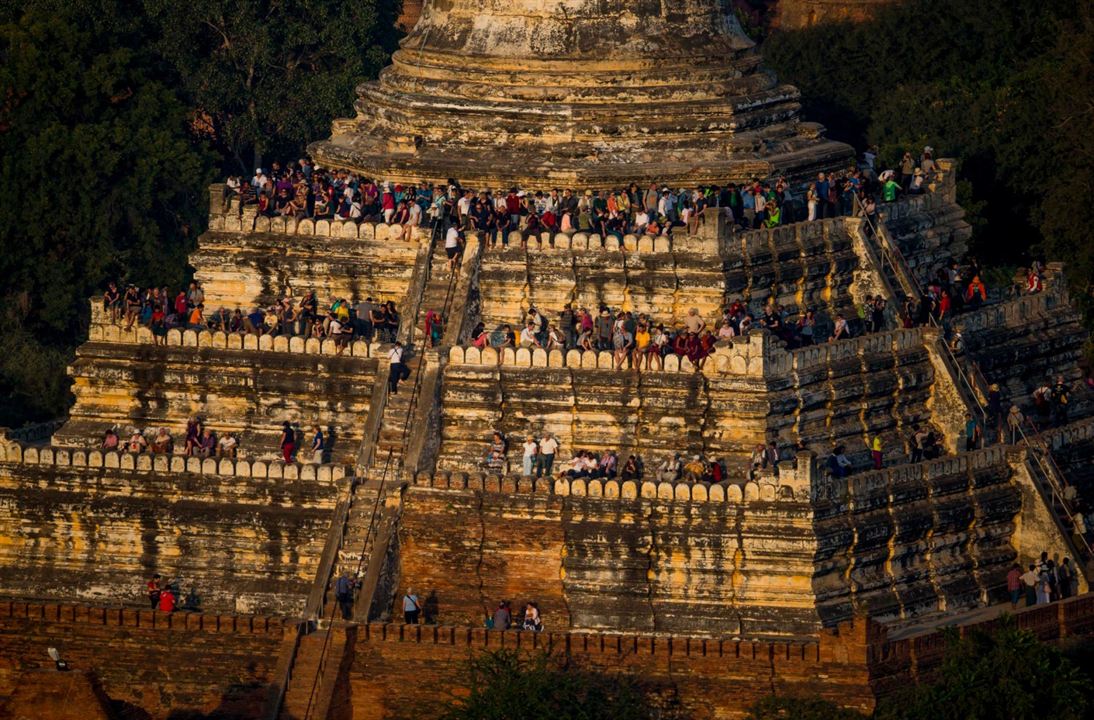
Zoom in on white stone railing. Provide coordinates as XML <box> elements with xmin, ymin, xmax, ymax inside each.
<box><xmin>842</xmin><ymin>445</ymin><xmax>1010</xmax><ymax>499</ymax></box>
<box><xmin>477</xmin><ymin>230</ymin><xmax>676</xmax><ymax>254</ymax></box>
<box><xmin>87</xmin><ymin>321</ymin><xmax>382</xmax><ymax>360</ymax></box>
<box><xmin>446</xmin><ymin>332</ymin><xmax>767</xmax><ymax>376</ymax></box>
<box><xmin>448</xmin><ymin>327</ymin><xmax>929</xmax><ymax>378</ymax></box>
<box><xmin>0</xmin><ymin>437</ymin><xmax>349</xmax><ymax>483</ymax></box>
<box><xmin>413</xmin><ymin>470</ymin><xmax>805</xmax><ymax>504</ymax></box>
<box><xmin>208</xmin><ymin>203</ymin><xmax>426</xmax><ymax>244</ymax></box>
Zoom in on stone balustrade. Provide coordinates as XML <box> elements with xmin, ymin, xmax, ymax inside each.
<box><xmin>0</xmin><ymin>436</ymin><xmax>349</xmax><ymax>483</ymax></box>
<box><xmin>413</xmin><ymin>468</ymin><xmax>806</xmax><ymax>504</ymax></box>
<box><xmin>208</xmin><ymin>200</ymin><xmax>426</xmax><ymax>244</ymax></box>
<box><xmin>478</xmin><ymin>229</ymin><xmax>676</xmax><ymax>254</ymax></box>
<box><xmin>446</xmin><ymin>333</ymin><xmax>764</xmax><ymax>375</ymax></box>
<box><xmin>88</xmin><ymin>318</ymin><xmax>381</xmax><ymax>359</ymax></box>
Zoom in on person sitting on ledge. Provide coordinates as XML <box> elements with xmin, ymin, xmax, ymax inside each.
<box><xmin>126</xmin><ymin>431</ymin><xmax>147</xmax><ymax>454</ymax></box>
<box><xmin>217</xmin><ymin>432</ymin><xmax>238</xmax><ymax>458</ymax></box>
<box><xmin>101</xmin><ymin>428</ymin><xmax>119</xmax><ymax>450</ymax></box>
<box><xmin>150</xmin><ymin>428</ymin><xmax>173</xmax><ymax>454</ymax></box>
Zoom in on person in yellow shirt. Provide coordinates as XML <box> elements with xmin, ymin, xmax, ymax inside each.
<box><xmin>871</xmin><ymin>435</ymin><xmax>883</xmax><ymax>470</ymax></box>
<box><xmin>632</xmin><ymin>323</ymin><xmax>651</xmax><ymax>370</ymax></box>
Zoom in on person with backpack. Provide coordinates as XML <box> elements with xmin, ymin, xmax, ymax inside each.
<box><xmin>403</xmin><ymin>589</ymin><xmax>422</xmax><ymax>624</ymax></box>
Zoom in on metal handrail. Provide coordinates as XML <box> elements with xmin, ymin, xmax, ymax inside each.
<box><xmin>296</xmin><ymin>218</ymin><xmax>461</xmax><ymax>720</ymax></box>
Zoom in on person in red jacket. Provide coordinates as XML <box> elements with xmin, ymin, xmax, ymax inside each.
<box><xmin>158</xmin><ymin>587</ymin><xmax>176</xmax><ymax>613</ymax></box>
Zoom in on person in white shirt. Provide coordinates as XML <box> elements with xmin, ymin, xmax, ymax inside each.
<box><xmin>536</xmin><ymin>435</ymin><xmax>559</xmax><ymax>478</ymax></box>
<box><xmin>251</xmin><ymin>168</ymin><xmax>267</xmax><ymax>190</ymax></box>
<box><xmin>388</xmin><ymin>341</ymin><xmax>405</xmax><ymax>394</ymax></box>
<box><xmin>444</xmin><ymin>226</ymin><xmax>461</xmax><ymax>272</ymax></box>
<box><xmin>519</xmin><ymin>324</ymin><xmax>540</xmax><ymax>348</ymax></box>
<box><xmin>634</xmin><ymin>210</ymin><xmax>650</xmax><ymax>234</ymax></box>
<box><xmin>405</xmin><ymin>201</ymin><xmax>422</xmax><ymax>241</ymax></box>
<box><xmin>521</xmin><ymin>436</ymin><xmax>538</xmax><ymax>476</ymax></box>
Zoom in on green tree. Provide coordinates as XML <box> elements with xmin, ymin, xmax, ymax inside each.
<box><xmin>762</xmin><ymin>0</ymin><xmax>1092</xmax><ymax>305</ymax></box>
<box><xmin>435</xmin><ymin>649</ymin><xmax>676</xmax><ymax>720</ymax></box>
<box><xmin>142</xmin><ymin>0</ymin><xmax>401</xmax><ymax>172</ymax></box>
<box><xmin>0</xmin><ymin>1</ymin><xmax>215</xmax><ymax>423</ymax></box>
<box><xmin>747</xmin><ymin>695</ymin><xmax>868</xmax><ymax>720</ymax></box>
<box><xmin>874</xmin><ymin>625</ymin><xmax>1090</xmax><ymax>720</ymax></box>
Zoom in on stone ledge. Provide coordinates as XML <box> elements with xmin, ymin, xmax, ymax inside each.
<box><xmin>0</xmin><ymin>437</ymin><xmax>349</xmax><ymax>483</ymax></box>
<box><xmin>87</xmin><ymin>316</ymin><xmax>380</xmax><ymax>360</ymax></box>
<box><xmin>360</xmin><ymin>621</ymin><xmax>824</xmax><ymax>662</ymax></box>
<box><xmin>208</xmin><ymin>200</ymin><xmax>426</xmax><ymax>245</ymax></box>
<box><xmin>0</xmin><ymin>598</ymin><xmax>292</xmax><ymax>635</ymax></box>
<box><xmin>412</xmin><ymin>471</ymin><xmax>805</xmax><ymax>504</ymax></box>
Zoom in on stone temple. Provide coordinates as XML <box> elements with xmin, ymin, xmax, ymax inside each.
<box><xmin>311</xmin><ymin>0</ymin><xmax>854</xmax><ymax>187</ymax></box>
<box><xmin>1</xmin><ymin>2</ymin><xmax>1093</xmax><ymax>718</ymax></box>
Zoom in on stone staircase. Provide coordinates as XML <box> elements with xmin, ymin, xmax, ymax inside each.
<box><xmin>278</xmin><ymin>627</ymin><xmax>349</xmax><ymax>720</ymax></box>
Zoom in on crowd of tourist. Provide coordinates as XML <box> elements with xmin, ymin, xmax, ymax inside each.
<box><xmin>1007</xmin><ymin>552</ymin><xmax>1080</xmax><ymax>609</ymax></box>
<box><xmin>102</xmin><ymin>279</ymin><xmax>403</xmax><ymax>352</ymax></box>
<box><xmin>101</xmin><ymin>417</ymin><xmax>240</xmax><ymax>458</ymax></box>
<box><xmin>227</xmin><ymin>148</ymin><xmax>941</xmax><ymax>248</ymax></box>
<box><xmin>144</xmin><ymin>573</ymin><xmax>201</xmax><ymax>613</ymax></box>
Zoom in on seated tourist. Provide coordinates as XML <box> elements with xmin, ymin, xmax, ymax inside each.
<box><xmin>682</xmin><ymin>455</ymin><xmax>705</xmax><ymax>483</ymax></box>
<box><xmin>101</xmin><ymin>429</ymin><xmax>119</xmax><ymax>450</ymax></box>
<box><xmin>195</xmin><ymin>429</ymin><xmax>217</xmax><ymax>459</ymax></box>
<box><xmin>483</xmin><ymin>432</ymin><xmax>507</xmax><ymax>472</ymax></box>
<box><xmin>217</xmin><ymin>433</ymin><xmax>238</xmax><ymax>458</ymax></box>
<box><xmin>470</xmin><ymin>322</ymin><xmax>488</xmax><ymax>350</ymax></box>
<box><xmin>184</xmin><ymin>418</ymin><xmax>203</xmax><ymax>456</ymax></box>
<box><xmin>490</xmin><ymin>325</ymin><xmax>514</xmax><ymax>349</ymax></box>
<box><xmin>126</xmin><ymin>431</ymin><xmax>147</xmax><ymax>453</ymax></box>
<box><xmin>620</xmin><ymin>455</ymin><xmax>642</xmax><ymax>481</ymax></box>
<box><xmin>150</xmin><ymin>428</ymin><xmax>174</xmax><ymax>454</ymax></box>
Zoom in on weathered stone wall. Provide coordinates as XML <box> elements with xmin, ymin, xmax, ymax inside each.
<box><xmin>727</xmin><ymin>218</ymin><xmax>858</xmax><ymax>317</ymax></box>
<box><xmin>954</xmin><ymin>279</ymin><xmax>1090</xmax><ymax>419</ymax></box>
<box><xmin>336</xmin><ymin>620</ymin><xmax>878</xmax><ymax>720</ymax></box>
<box><xmin>438</xmin><ymin>328</ymin><xmax>940</xmax><ymax>474</ymax></box>
<box><xmin>0</xmin><ymin>601</ymin><xmax>287</xmax><ymax>720</ymax></box>
<box><xmin>879</xmin><ymin>178</ymin><xmax>970</xmax><ymax>287</ymax></box>
<box><xmin>192</xmin><ymin>219</ymin><xmax>420</xmax><ymax>310</ymax></box>
<box><xmin>0</xmin><ymin>452</ymin><xmax>343</xmax><ymax>614</ymax></box>
<box><xmin>392</xmin><ymin>471</ymin><xmax>818</xmax><ymax>638</ymax></box>
<box><xmin>55</xmin><ymin>341</ymin><xmax>378</xmax><ymax>465</ymax></box>
<box><xmin>812</xmin><ymin>447</ymin><xmax>1020</xmax><ymax>626</ymax></box>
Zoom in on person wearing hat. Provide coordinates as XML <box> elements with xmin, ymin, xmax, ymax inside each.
<box><xmin>402</xmin><ymin>589</ymin><xmax>421</xmax><ymax>624</ymax></box>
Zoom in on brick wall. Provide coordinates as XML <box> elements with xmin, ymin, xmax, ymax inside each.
<box><xmin>334</xmin><ymin>620</ymin><xmax>877</xmax><ymax>720</ymax></box>
<box><xmin>0</xmin><ymin>601</ymin><xmax>289</xmax><ymax>719</ymax></box>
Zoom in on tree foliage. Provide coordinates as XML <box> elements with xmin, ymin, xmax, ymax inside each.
<box><xmin>435</xmin><ymin>650</ymin><xmax>677</xmax><ymax>720</ymax></box>
<box><xmin>746</xmin><ymin>695</ymin><xmax>868</xmax><ymax>720</ymax></box>
<box><xmin>763</xmin><ymin>0</ymin><xmax>1094</xmax><ymax>314</ymax></box>
<box><xmin>0</xmin><ymin>1</ymin><xmax>215</xmax><ymax>423</ymax></box>
<box><xmin>873</xmin><ymin>625</ymin><xmax>1089</xmax><ymax>720</ymax></box>
<box><xmin>143</xmin><ymin>0</ymin><xmax>401</xmax><ymax>172</ymax></box>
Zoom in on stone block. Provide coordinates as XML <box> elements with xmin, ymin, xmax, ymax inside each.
<box><xmin>316</xmin><ymin>219</ymin><xmax>331</xmax><ymax>236</ymax></box>
<box><xmin>186</xmin><ymin>457</ymin><xmax>202</xmax><ymax>474</ymax></box>
<box><xmin>305</xmin><ymin>338</ymin><xmax>321</xmax><ymax>354</ymax></box>
<box><xmin>153</xmin><ymin>455</ymin><xmax>168</xmax><ymax>472</ymax></box>
<box><xmin>532</xmin><ymin>348</ymin><xmax>547</xmax><ymax>367</ymax></box>
<box><xmin>267</xmin><ymin>462</ymin><xmax>283</xmax><ymax>479</ymax></box>
<box><xmin>283</xmin><ymin>463</ymin><xmax>299</xmax><ymax>480</ymax></box>
<box><xmin>320</xmin><ymin>339</ymin><xmax>337</xmax><ymax>355</ymax></box>
<box><xmin>273</xmin><ymin>336</ymin><xmax>289</xmax><ymax>352</ymax></box>
<box><xmin>658</xmin><ymin>482</ymin><xmax>675</xmax><ymax>499</ymax></box>
<box><xmin>259</xmin><ymin>334</ymin><xmax>273</xmax><ymax>351</ymax></box>
<box><xmin>603</xmin><ymin>480</ymin><xmax>620</xmax><ymax>498</ymax></box>
<box><xmin>547</xmin><ymin>349</ymin><xmax>563</xmax><ymax>367</ymax></box>
<box><xmin>515</xmin><ymin>348</ymin><xmax>531</xmax><ymax>366</ymax></box>
<box><xmin>301</xmin><ymin>464</ymin><xmax>316</xmax><ymax>481</ymax></box>
<box><xmin>236</xmin><ymin>460</ymin><xmax>251</xmax><ymax>477</ymax></box>
<box><xmin>120</xmin><ymin>453</ymin><xmax>135</xmax><ymax>470</ymax></box>
<box><xmin>727</xmin><ymin>484</ymin><xmax>743</xmax><ymax>502</ymax></box>
<box><xmin>104</xmin><ymin>451</ymin><xmax>119</xmax><ymax>469</ymax></box>
<box><xmin>170</xmin><ymin>456</ymin><xmax>185</xmax><ymax>473</ymax></box>
<box><xmin>501</xmin><ymin>348</ymin><xmax>515</xmax><ymax>365</ymax></box>
<box><xmin>664</xmin><ymin>355</ymin><xmax>680</xmax><ymax>372</ymax></box>
<box><xmin>166</xmin><ymin>329</ymin><xmax>182</xmax><ymax>346</ymax></box>
<box><xmin>596</xmin><ymin>351</ymin><xmax>613</xmax><ymax>369</ymax></box>
<box><xmin>674</xmin><ymin>483</ymin><xmax>691</xmax><ymax>501</ymax></box>
<box><xmin>289</xmin><ymin>337</ymin><xmax>305</xmax><ymax>353</ymax></box>
<box><xmin>351</xmin><ymin>340</ymin><xmax>369</xmax><ymax>357</ymax></box>
<box><xmin>709</xmin><ymin>483</ymin><xmax>725</xmax><ymax>501</ymax></box>
<box><xmin>449</xmin><ymin>346</ymin><xmax>466</xmax><ymax>364</ymax></box>
<box><xmin>571</xmin><ymin>479</ymin><xmax>587</xmax><ymax>496</ymax></box>
<box><xmin>587</xmin><ymin>479</ymin><xmax>602</xmax><ymax>497</ymax></box>
<box><xmin>623</xmin><ymin>234</ymin><xmax>639</xmax><ymax>251</ymax></box>
<box><xmin>228</xmin><ymin>334</ymin><xmax>243</xmax><ymax>350</ymax></box>
<box><xmin>508</xmin><ymin>231</ymin><xmax>522</xmax><ymax>246</ymax></box>
<box><xmin>640</xmin><ymin>481</ymin><xmax>657</xmax><ymax>498</ymax></box>
<box><xmin>638</xmin><ymin>236</ymin><xmax>653</xmax><ymax>253</ymax></box>
<box><xmin>341</xmin><ymin>221</ymin><xmax>359</xmax><ymax>238</ymax></box>
<box><xmin>251</xmin><ymin>461</ymin><xmax>267</xmax><ymax>478</ymax></box>
<box><xmin>743</xmin><ymin>482</ymin><xmax>760</xmax><ymax>501</ymax></box>
<box><xmin>298</xmin><ymin>218</ymin><xmax>315</xmax><ymax>235</ymax></box>
<box><xmin>202</xmin><ymin>458</ymin><xmax>217</xmax><ymax>474</ymax></box>
<box><xmin>213</xmin><ymin>332</ymin><xmax>229</xmax><ymax>349</ymax></box>
<box><xmin>554</xmin><ymin>233</ymin><xmax>572</xmax><ymax>249</ymax></box>
<box><xmin>360</xmin><ymin>223</ymin><xmax>375</xmax><ymax>240</ymax></box>
<box><xmin>72</xmin><ymin>450</ymin><xmax>86</xmax><ymax>467</ymax></box>
<box><xmin>244</xmin><ymin>334</ymin><xmax>258</xmax><ymax>350</ymax></box>
<box><xmin>482</xmin><ymin>347</ymin><xmax>498</xmax><ymax>365</ymax></box>
<box><xmin>654</xmin><ymin>236</ymin><xmax>671</xmax><ymax>253</ymax></box>
<box><xmin>572</xmin><ymin>233</ymin><xmax>588</xmax><ymax>250</ymax></box>
<box><xmin>553</xmin><ymin>478</ymin><xmax>569</xmax><ymax>496</ymax></box>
